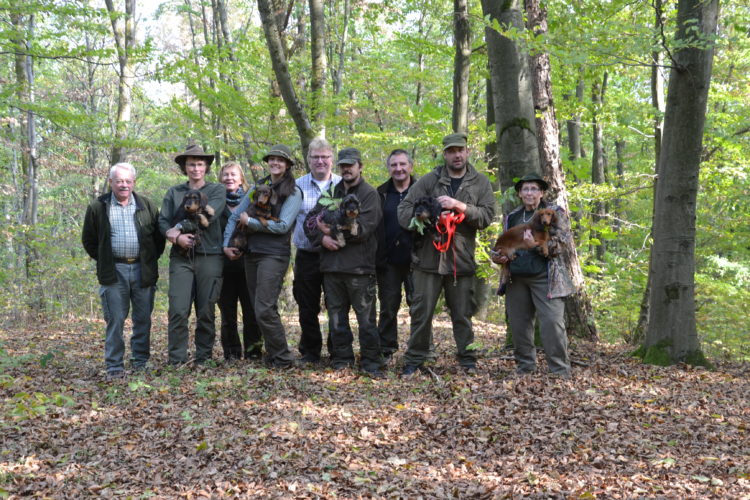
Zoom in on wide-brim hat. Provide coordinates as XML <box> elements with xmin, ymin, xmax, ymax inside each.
<box><xmin>262</xmin><ymin>144</ymin><xmax>295</xmax><ymax>166</ymax></box>
<box><xmin>337</xmin><ymin>147</ymin><xmax>361</xmax><ymax>166</ymax></box>
<box><xmin>514</xmin><ymin>172</ymin><xmax>549</xmax><ymax>192</ymax></box>
<box><xmin>442</xmin><ymin>132</ymin><xmax>468</xmax><ymax>150</ymax></box>
<box><xmin>174</xmin><ymin>144</ymin><xmax>215</xmax><ymax>173</ymax></box>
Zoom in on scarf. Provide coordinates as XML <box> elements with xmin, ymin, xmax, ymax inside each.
<box><xmin>226</xmin><ymin>187</ymin><xmax>245</xmax><ymax>208</ymax></box>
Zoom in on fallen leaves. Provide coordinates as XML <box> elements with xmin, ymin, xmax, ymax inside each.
<box><xmin>0</xmin><ymin>314</ymin><xmax>749</xmax><ymax>498</ymax></box>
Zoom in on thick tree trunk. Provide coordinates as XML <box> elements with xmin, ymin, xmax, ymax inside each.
<box><xmin>526</xmin><ymin>0</ymin><xmax>597</xmax><ymax>340</ymax></box>
<box><xmin>481</xmin><ymin>0</ymin><xmax>539</xmax><ymax>204</ymax></box>
<box><xmin>258</xmin><ymin>0</ymin><xmax>315</xmax><ymax>156</ymax></box>
<box><xmin>104</xmin><ymin>0</ymin><xmax>136</xmax><ymax>165</ymax></box>
<box><xmin>591</xmin><ymin>73</ymin><xmax>608</xmax><ymax>261</ymax></box>
<box><xmin>642</xmin><ymin>0</ymin><xmax>719</xmax><ymax>365</ymax></box>
<box><xmin>309</xmin><ymin>0</ymin><xmax>327</xmax><ymax>125</ymax></box>
<box><xmin>452</xmin><ymin>0</ymin><xmax>470</xmax><ymax>134</ymax></box>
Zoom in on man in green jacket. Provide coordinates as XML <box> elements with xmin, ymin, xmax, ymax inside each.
<box><xmin>397</xmin><ymin>133</ymin><xmax>496</xmax><ymax>375</ymax></box>
<box><xmin>82</xmin><ymin>163</ymin><xmax>165</xmax><ymax>381</ymax></box>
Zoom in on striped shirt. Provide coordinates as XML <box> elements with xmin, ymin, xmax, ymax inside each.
<box><xmin>292</xmin><ymin>172</ymin><xmax>341</xmax><ymax>251</ymax></box>
<box><xmin>109</xmin><ymin>193</ymin><xmax>139</xmax><ymax>259</ymax></box>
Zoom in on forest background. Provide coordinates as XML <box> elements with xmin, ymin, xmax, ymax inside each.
<box><xmin>0</xmin><ymin>0</ymin><xmax>748</xmax><ymax>360</ymax></box>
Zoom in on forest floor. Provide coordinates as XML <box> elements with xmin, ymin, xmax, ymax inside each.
<box><xmin>1</xmin><ymin>311</ymin><xmax>749</xmax><ymax>499</ymax></box>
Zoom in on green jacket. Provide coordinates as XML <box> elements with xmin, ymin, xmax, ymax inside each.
<box><xmin>82</xmin><ymin>192</ymin><xmax>166</xmax><ymax>286</ymax></box>
<box><xmin>397</xmin><ymin>163</ymin><xmax>495</xmax><ymax>276</ymax></box>
<box><xmin>158</xmin><ymin>182</ymin><xmax>226</xmax><ymax>256</ymax></box>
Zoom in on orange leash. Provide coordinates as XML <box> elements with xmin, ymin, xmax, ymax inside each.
<box><xmin>433</xmin><ymin>211</ymin><xmax>465</xmax><ymax>282</ymax></box>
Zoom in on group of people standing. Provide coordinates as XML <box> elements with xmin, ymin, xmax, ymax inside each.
<box><xmin>82</xmin><ymin>133</ymin><xmax>574</xmax><ymax>381</ymax></box>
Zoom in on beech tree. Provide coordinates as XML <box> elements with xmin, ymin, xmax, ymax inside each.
<box><xmin>639</xmin><ymin>0</ymin><xmax>720</xmax><ymax>365</ymax></box>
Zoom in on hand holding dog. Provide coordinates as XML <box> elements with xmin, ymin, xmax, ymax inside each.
<box><xmin>321</xmin><ymin>234</ymin><xmax>341</xmax><ymax>251</ymax></box>
<box><xmin>223</xmin><ymin>247</ymin><xmax>243</xmax><ymax>260</ymax></box>
<box><xmin>317</xmin><ymin>219</ymin><xmax>332</xmax><ymax>236</ymax></box>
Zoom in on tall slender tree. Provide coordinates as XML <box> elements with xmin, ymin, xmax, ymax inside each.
<box><xmin>452</xmin><ymin>0</ymin><xmax>470</xmax><ymax>134</ymax></box>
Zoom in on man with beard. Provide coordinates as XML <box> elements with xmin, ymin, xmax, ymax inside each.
<box><xmin>396</xmin><ymin>133</ymin><xmax>495</xmax><ymax>376</ymax></box>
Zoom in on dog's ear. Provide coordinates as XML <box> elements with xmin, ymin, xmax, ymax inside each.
<box><xmin>199</xmin><ymin>192</ymin><xmax>209</xmax><ymax>209</ymax></box>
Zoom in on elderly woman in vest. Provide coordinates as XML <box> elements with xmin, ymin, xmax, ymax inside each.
<box><xmin>223</xmin><ymin>145</ymin><xmax>302</xmax><ymax>368</ymax></box>
<box><xmin>493</xmin><ymin>173</ymin><xmax>576</xmax><ymax>378</ymax></box>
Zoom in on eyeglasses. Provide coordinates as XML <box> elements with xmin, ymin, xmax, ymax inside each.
<box><xmin>310</xmin><ymin>155</ymin><xmax>332</xmax><ymax>162</ymax></box>
<box><xmin>521</xmin><ymin>187</ymin><xmax>541</xmax><ymax>193</ymax></box>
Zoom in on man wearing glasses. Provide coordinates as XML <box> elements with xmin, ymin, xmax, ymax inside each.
<box><xmin>292</xmin><ymin>137</ymin><xmax>344</xmax><ymax>364</ymax></box>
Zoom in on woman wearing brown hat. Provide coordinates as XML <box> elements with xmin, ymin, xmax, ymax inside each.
<box><xmin>159</xmin><ymin>145</ymin><xmax>226</xmax><ymax>366</ymax></box>
<box><xmin>492</xmin><ymin>173</ymin><xmax>575</xmax><ymax>378</ymax></box>
<box><xmin>223</xmin><ymin>145</ymin><xmax>302</xmax><ymax>368</ymax></box>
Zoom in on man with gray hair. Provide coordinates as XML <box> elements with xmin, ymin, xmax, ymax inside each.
<box><xmin>292</xmin><ymin>137</ymin><xmax>344</xmax><ymax>363</ymax></box>
<box><xmin>82</xmin><ymin>163</ymin><xmax>165</xmax><ymax>381</ymax></box>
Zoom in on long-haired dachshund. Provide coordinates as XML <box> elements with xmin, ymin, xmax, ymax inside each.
<box><xmin>172</xmin><ymin>189</ymin><xmax>215</xmax><ymax>256</ymax></box>
<box><xmin>228</xmin><ymin>185</ymin><xmax>280</xmax><ymax>250</ymax></box>
<box><xmin>491</xmin><ymin>208</ymin><xmax>557</xmax><ymax>264</ymax></box>
<box><xmin>322</xmin><ymin>193</ymin><xmax>360</xmax><ymax>247</ymax></box>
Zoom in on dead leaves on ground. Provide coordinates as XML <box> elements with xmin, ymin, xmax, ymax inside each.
<box><xmin>0</xmin><ymin>314</ymin><xmax>749</xmax><ymax>498</ymax></box>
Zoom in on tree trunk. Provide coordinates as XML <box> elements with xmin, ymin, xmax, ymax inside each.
<box><xmin>184</xmin><ymin>0</ymin><xmax>206</xmax><ymax>125</ymax></box>
<box><xmin>332</xmin><ymin>0</ymin><xmax>350</xmax><ymax>96</ymax></box>
<box><xmin>526</xmin><ymin>0</ymin><xmax>597</xmax><ymax>340</ymax></box>
<box><xmin>309</xmin><ymin>0</ymin><xmax>327</xmax><ymax>126</ymax></box>
<box><xmin>566</xmin><ymin>78</ymin><xmax>584</xmax><ymax>164</ymax></box>
<box><xmin>591</xmin><ymin>72</ymin><xmax>608</xmax><ymax>261</ymax></box>
<box><xmin>258</xmin><ymin>0</ymin><xmax>315</xmax><ymax>157</ymax></box>
<box><xmin>642</xmin><ymin>0</ymin><xmax>719</xmax><ymax>365</ymax></box>
<box><xmin>481</xmin><ymin>0</ymin><xmax>539</xmax><ymax>204</ymax></box>
<box><xmin>633</xmin><ymin>0</ymin><xmax>668</xmax><ymax>343</ymax></box>
<box><xmin>104</xmin><ymin>0</ymin><xmax>136</xmax><ymax>165</ymax></box>
<box><xmin>452</xmin><ymin>0</ymin><xmax>470</xmax><ymax>134</ymax></box>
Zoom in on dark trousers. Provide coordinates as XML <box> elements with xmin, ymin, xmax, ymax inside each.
<box><xmin>218</xmin><ymin>257</ymin><xmax>260</xmax><ymax>359</ymax></box>
<box><xmin>376</xmin><ymin>263</ymin><xmax>413</xmax><ymax>356</ymax></box>
<box><xmin>245</xmin><ymin>253</ymin><xmax>295</xmax><ymax>367</ymax></box>
<box><xmin>323</xmin><ymin>273</ymin><xmax>382</xmax><ymax>371</ymax></box>
<box><xmin>293</xmin><ymin>249</ymin><xmax>352</xmax><ymax>359</ymax></box>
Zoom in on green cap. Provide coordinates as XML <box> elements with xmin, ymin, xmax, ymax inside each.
<box><xmin>514</xmin><ymin>172</ymin><xmax>549</xmax><ymax>192</ymax></box>
<box><xmin>442</xmin><ymin>132</ymin><xmax>468</xmax><ymax>150</ymax></box>
<box><xmin>263</xmin><ymin>144</ymin><xmax>295</xmax><ymax>165</ymax></box>
<box><xmin>337</xmin><ymin>147</ymin><xmax>362</xmax><ymax>166</ymax></box>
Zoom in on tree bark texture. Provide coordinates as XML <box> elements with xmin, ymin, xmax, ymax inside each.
<box><xmin>566</xmin><ymin>79</ymin><xmax>584</xmax><ymax>164</ymax></box>
<box><xmin>257</xmin><ymin>0</ymin><xmax>315</xmax><ymax>155</ymax></box>
<box><xmin>452</xmin><ymin>0</ymin><xmax>470</xmax><ymax>134</ymax></box>
<box><xmin>104</xmin><ymin>0</ymin><xmax>136</xmax><ymax>166</ymax></box>
<box><xmin>591</xmin><ymin>73</ymin><xmax>608</xmax><ymax>261</ymax></box>
<box><xmin>644</xmin><ymin>0</ymin><xmax>719</xmax><ymax>362</ymax></box>
<box><xmin>526</xmin><ymin>0</ymin><xmax>597</xmax><ymax>340</ymax></box>
<box><xmin>481</xmin><ymin>0</ymin><xmax>539</xmax><ymax>203</ymax></box>
<box><xmin>309</xmin><ymin>0</ymin><xmax>327</xmax><ymax>124</ymax></box>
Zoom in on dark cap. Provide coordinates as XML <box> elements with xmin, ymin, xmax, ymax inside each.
<box><xmin>174</xmin><ymin>144</ymin><xmax>215</xmax><ymax>173</ymax></box>
<box><xmin>337</xmin><ymin>147</ymin><xmax>362</xmax><ymax>166</ymax></box>
<box><xmin>442</xmin><ymin>132</ymin><xmax>468</xmax><ymax>150</ymax></box>
<box><xmin>262</xmin><ymin>144</ymin><xmax>295</xmax><ymax>166</ymax></box>
<box><xmin>514</xmin><ymin>172</ymin><xmax>549</xmax><ymax>192</ymax></box>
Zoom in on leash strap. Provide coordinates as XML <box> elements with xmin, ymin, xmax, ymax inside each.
<box><xmin>433</xmin><ymin>211</ymin><xmax>466</xmax><ymax>283</ymax></box>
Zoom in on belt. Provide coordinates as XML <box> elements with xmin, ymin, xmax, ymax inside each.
<box><xmin>115</xmin><ymin>257</ymin><xmax>140</xmax><ymax>264</ymax></box>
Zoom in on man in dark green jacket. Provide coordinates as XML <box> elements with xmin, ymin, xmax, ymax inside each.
<box><xmin>397</xmin><ymin>133</ymin><xmax>496</xmax><ymax>375</ymax></box>
<box><xmin>82</xmin><ymin>163</ymin><xmax>165</xmax><ymax>381</ymax></box>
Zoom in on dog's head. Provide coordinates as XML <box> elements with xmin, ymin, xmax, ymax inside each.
<box><xmin>534</xmin><ymin>208</ymin><xmax>557</xmax><ymax>228</ymax></box>
<box><xmin>413</xmin><ymin>196</ymin><xmax>442</xmax><ymax>223</ymax></box>
<box><xmin>340</xmin><ymin>194</ymin><xmax>360</xmax><ymax>219</ymax></box>
<box><xmin>182</xmin><ymin>189</ymin><xmax>207</xmax><ymax>215</ymax></box>
<box><xmin>252</xmin><ymin>184</ymin><xmax>278</xmax><ymax>207</ymax></box>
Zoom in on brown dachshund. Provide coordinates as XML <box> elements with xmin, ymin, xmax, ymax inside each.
<box><xmin>228</xmin><ymin>185</ymin><xmax>280</xmax><ymax>250</ymax></box>
<box><xmin>491</xmin><ymin>208</ymin><xmax>557</xmax><ymax>264</ymax></box>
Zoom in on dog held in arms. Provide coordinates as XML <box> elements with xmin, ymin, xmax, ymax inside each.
<box><xmin>172</xmin><ymin>189</ymin><xmax>215</xmax><ymax>257</ymax></box>
<box><xmin>490</xmin><ymin>207</ymin><xmax>559</xmax><ymax>292</ymax></box>
<box><xmin>228</xmin><ymin>184</ymin><xmax>279</xmax><ymax>250</ymax></box>
<box><xmin>408</xmin><ymin>196</ymin><xmax>443</xmax><ymax>264</ymax></box>
<box><xmin>321</xmin><ymin>193</ymin><xmax>361</xmax><ymax>247</ymax></box>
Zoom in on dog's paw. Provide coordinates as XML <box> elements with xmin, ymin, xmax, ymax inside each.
<box><xmin>197</xmin><ymin>213</ymin><xmax>209</xmax><ymax>228</ymax></box>
<box><xmin>204</xmin><ymin>205</ymin><xmax>215</xmax><ymax>217</ymax></box>
<box><xmin>350</xmin><ymin>221</ymin><xmax>359</xmax><ymax>236</ymax></box>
